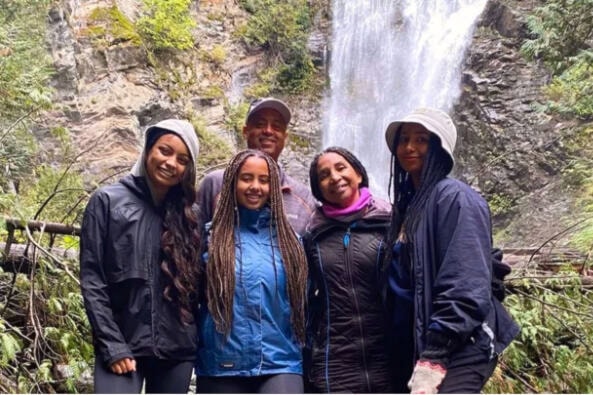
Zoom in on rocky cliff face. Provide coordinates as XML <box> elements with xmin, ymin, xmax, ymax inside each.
<box><xmin>42</xmin><ymin>0</ymin><xmax>327</xmax><ymax>184</ymax></box>
<box><xmin>455</xmin><ymin>0</ymin><xmax>580</xmax><ymax>247</ymax></box>
<box><xmin>42</xmin><ymin>0</ymin><xmax>575</xmax><ymax>247</ymax></box>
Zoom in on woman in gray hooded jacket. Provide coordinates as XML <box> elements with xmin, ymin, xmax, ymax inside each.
<box><xmin>80</xmin><ymin>119</ymin><xmax>202</xmax><ymax>393</ymax></box>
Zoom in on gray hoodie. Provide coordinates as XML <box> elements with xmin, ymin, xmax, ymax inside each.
<box><xmin>131</xmin><ymin>119</ymin><xmax>200</xmax><ymax>183</ymax></box>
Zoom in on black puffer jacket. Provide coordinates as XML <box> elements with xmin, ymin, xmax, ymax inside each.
<box><xmin>303</xmin><ymin>197</ymin><xmax>394</xmax><ymax>393</ymax></box>
<box><xmin>80</xmin><ymin>175</ymin><xmax>198</xmax><ymax>366</ymax></box>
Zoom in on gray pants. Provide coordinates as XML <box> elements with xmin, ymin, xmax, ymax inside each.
<box><xmin>94</xmin><ymin>356</ymin><xmax>194</xmax><ymax>394</ymax></box>
<box><xmin>197</xmin><ymin>373</ymin><xmax>304</xmax><ymax>393</ymax></box>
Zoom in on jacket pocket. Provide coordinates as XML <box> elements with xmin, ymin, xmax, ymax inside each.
<box><xmin>105</xmin><ymin>207</ymin><xmax>151</xmax><ymax>281</ymax></box>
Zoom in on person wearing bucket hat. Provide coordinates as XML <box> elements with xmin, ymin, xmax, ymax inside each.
<box><xmin>196</xmin><ymin>97</ymin><xmax>316</xmax><ymax>237</ymax></box>
<box><xmin>80</xmin><ymin>119</ymin><xmax>203</xmax><ymax>393</ymax></box>
<box><xmin>383</xmin><ymin>108</ymin><xmax>519</xmax><ymax>393</ymax></box>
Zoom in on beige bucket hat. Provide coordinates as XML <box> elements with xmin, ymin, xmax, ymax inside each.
<box><xmin>384</xmin><ymin>107</ymin><xmax>457</xmax><ymax>167</ymax></box>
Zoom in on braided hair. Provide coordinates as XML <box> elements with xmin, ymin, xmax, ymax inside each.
<box><xmin>205</xmin><ymin>149</ymin><xmax>308</xmax><ymax>342</ymax></box>
<box><xmin>386</xmin><ymin>127</ymin><xmax>452</xmax><ymax>257</ymax></box>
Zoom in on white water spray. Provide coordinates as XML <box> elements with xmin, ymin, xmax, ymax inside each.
<box><xmin>323</xmin><ymin>0</ymin><xmax>487</xmax><ymax>198</ymax></box>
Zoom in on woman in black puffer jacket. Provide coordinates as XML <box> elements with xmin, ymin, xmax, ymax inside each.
<box><xmin>303</xmin><ymin>147</ymin><xmax>394</xmax><ymax>393</ymax></box>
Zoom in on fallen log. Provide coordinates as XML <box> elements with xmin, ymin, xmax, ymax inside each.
<box><xmin>0</xmin><ymin>242</ymin><xmax>78</xmax><ymax>273</ymax></box>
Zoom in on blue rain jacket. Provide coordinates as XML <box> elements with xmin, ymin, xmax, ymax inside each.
<box><xmin>196</xmin><ymin>206</ymin><xmax>302</xmax><ymax>377</ymax></box>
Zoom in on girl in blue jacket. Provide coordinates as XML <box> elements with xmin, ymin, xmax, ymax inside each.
<box><xmin>383</xmin><ymin>108</ymin><xmax>519</xmax><ymax>393</ymax></box>
<box><xmin>196</xmin><ymin>149</ymin><xmax>308</xmax><ymax>393</ymax></box>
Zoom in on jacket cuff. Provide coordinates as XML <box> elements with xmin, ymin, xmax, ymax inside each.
<box><xmin>104</xmin><ymin>351</ymin><xmax>134</xmax><ymax>367</ymax></box>
<box><xmin>420</xmin><ymin>330</ymin><xmax>461</xmax><ymax>367</ymax></box>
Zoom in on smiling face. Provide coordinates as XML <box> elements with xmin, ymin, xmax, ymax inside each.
<box><xmin>145</xmin><ymin>133</ymin><xmax>190</xmax><ymax>196</ymax></box>
<box><xmin>396</xmin><ymin>123</ymin><xmax>431</xmax><ymax>188</ymax></box>
<box><xmin>235</xmin><ymin>156</ymin><xmax>271</xmax><ymax>210</ymax></box>
<box><xmin>316</xmin><ymin>152</ymin><xmax>363</xmax><ymax>208</ymax></box>
<box><xmin>242</xmin><ymin>108</ymin><xmax>288</xmax><ymax>161</ymax></box>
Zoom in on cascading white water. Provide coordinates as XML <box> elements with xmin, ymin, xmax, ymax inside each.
<box><xmin>323</xmin><ymin>0</ymin><xmax>487</xmax><ymax>198</ymax></box>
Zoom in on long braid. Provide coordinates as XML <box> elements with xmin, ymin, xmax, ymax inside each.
<box><xmin>386</xmin><ymin>131</ymin><xmax>450</xmax><ymax>264</ymax></box>
<box><xmin>402</xmin><ymin>137</ymin><xmax>451</xmax><ymax>244</ymax></box>
<box><xmin>206</xmin><ymin>149</ymin><xmax>308</xmax><ymax>342</ymax></box>
<box><xmin>206</xmin><ymin>154</ymin><xmax>240</xmax><ymax>335</ymax></box>
<box><xmin>264</xmin><ymin>154</ymin><xmax>308</xmax><ymax>343</ymax></box>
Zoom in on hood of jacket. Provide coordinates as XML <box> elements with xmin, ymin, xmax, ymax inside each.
<box><xmin>130</xmin><ymin>119</ymin><xmax>200</xmax><ymax>184</ymax></box>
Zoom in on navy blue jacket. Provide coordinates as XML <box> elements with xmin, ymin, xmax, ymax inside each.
<box><xmin>391</xmin><ymin>177</ymin><xmax>519</xmax><ymax>368</ymax></box>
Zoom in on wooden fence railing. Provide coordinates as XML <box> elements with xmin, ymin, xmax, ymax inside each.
<box><xmin>1</xmin><ymin>217</ymin><xmax>80</xmax><ymax>273</ymax></box>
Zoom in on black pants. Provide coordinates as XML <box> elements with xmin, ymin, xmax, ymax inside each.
<box><xmin>198</xmin><ymin>374</ymin><xmax>304</xmax><ymax>393</ymax></box>
<box><xmin>438</xmin><ymin>356</ymin><xmax>498</xmax><ymax>394</ymax></box>
<box><xmin>94</xmin><ymin>356</ymin><xmax>194</xmax><ymax>394</ymax></box>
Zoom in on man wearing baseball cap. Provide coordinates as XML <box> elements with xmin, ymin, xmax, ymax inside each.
<box><xmin>196</xmin><ymin>97</ymin><xmax>317</xmax><ymax>235</ymax></box>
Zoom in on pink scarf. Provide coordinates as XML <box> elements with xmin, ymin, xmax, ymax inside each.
<box><xmin>322</xmin><ymin>187</ymin><xmax>372</xmax><ymax>218</ymax></box>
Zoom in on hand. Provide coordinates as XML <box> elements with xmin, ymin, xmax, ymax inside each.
<box><xmin>408</xmin><ymin>359</ymin><xmax>447</xmax><ymax>394</ymax></box>
<box><xmin>109</xmin><ymin>357</ymin><xmax>136</xmax><ymax>375</ymax></box>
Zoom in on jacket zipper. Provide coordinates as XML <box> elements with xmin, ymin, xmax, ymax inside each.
<box><xmin>343</xmin><ymin>225</ymin><xmax>372</xmax><ymax>392</ymax></box>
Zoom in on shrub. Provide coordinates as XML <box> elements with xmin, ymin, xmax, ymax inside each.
<box><xmin>207</xmin><ymin>44</ymin><xmax>227</xmax><ymax>65</ymax></box>
<box><xmin>187</xmin><ymin>116</ymin><xmax>233</xmax><ymax>176</ymax></box>
<box><xmin>237</xmin><ymin>0</ymin><xmax>317</xmax><ymax>94</ymax></box>
<box><xmin>544</xmin><ymin>53</ymin><xmax>593</xmax><ymax>120</ymax></box>
<box><xmin>521</xmin><ymin>0</ymin><xmax>593</xmax><ymax>74</ymax></box>
<box><xmin>86</xmin><ymin>6</ymin><xmax>141</xmax><ymax>46</ymax></box>
<box><xmin>486</xmin><ymin>272</ymin><xmax>593</xmax><ymax>393</ymax></box>
<box><xmin>136</xmin><ymin>0</ymin><xmax>196</xmax><ymax>51</ymax></box>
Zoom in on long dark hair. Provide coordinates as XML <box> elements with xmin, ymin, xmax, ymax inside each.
<box><xmin>386</xmin><ymin>127</ymin><xmax>452</xmax><ymax>255</ymax></box>
<box><xmin>206</xmin><ymin>149</ymin><xmax>308</xmax><ymax>342</ymax></box>
<box><xmin>150</xmin><ymin>135</ymin><xmax>202</xmax><ymax>326</ymax></box>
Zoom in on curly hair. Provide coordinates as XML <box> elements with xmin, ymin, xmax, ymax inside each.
<box><xmin>206</xmin><ymin>149</ymin><xmax>308</xmax><ymax>342</ymax></box>
<box><xmin>308</xmin><ymin>146</ymin><xmax>369</xmax><ymax>204</ymax></box>
<box><xmin>153</xmin><ymin>141</ymin><xmax>202</xmax><ymax>326</ymax></box>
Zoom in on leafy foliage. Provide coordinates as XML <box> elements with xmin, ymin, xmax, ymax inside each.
<box><xmin>188</xmin><ymin>115</ymin><xmax>233</xmax><ymax>176</ymax></box>
<box><xmin>85</xmin><ymin>6</ymin><xmax>142</xmax><ymax>46</ymax></box>
<box><xmin>136</xmin><ymin>0</ymin><xmax>196</xmax><ymax>51</ymax></box>
<box><xmin>486</xmin><ymin>271</ymin><xmax>593</xmax><ymax>393</ymax></box>
<box><xmin>559</xmin><ymin>123</ymin><xmax>593</xmax><ymax>251</ymax></box>
<box><xmin>0</xmin><ymin>3</ymin><xmax>93</xmax><ymax>390</ymax></box>
<box><xmin>544</xmin><ymin>53</ymin><xmax>593</xmax><ymax>119</ymax></box>
<box><xmin>522</xmin><ymin>0</ymin><xmax>593</xmax><ymax>120</ymax></box>
<box><xmin>238</xmin><ymin>0</ymin><xmax>317</xmax><ymax>94</ymax></box>
<box><xmin>521</xmin><ymin>0</ymin><xmax>593</xmax><ymax>74</ymax></box>
<box><xmin>0</xmin><ymin>0</ymin><xmax>53</xmax><ymax>195</ymax></box>
<box><xmin>522</xmin><ymin>1</ymin><xmax>593</xmax><ymax>258</ymax></box>
<box><xmin>488</xmin><ymin>192</ymin><xmax>515</xmax><ymax>218</ymax></box>
<box><xmin>0</xmin><ymin>130</ymin><xmax>37</xmax><ymax>195</ymax></box>
<box><xmin>1</xmin><ymin>255</ymin><xmax>93</xmax><ymax>393</ymax></box>
<box><xmin>0</xmin><ymin>0</ymin><xmax>53</xmax><ymax>114</ymax></box>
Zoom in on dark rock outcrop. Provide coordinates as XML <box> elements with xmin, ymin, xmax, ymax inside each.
<box><xmin>454</xmin><ymin>0</ymin><xmax>579</xmax><ymax>247</ymax></box>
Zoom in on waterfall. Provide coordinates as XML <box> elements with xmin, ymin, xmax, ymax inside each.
<box><xmin>323</xmin><ymin>0</ymin><xmax>487</xmax><ymax>198</ymax></box>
